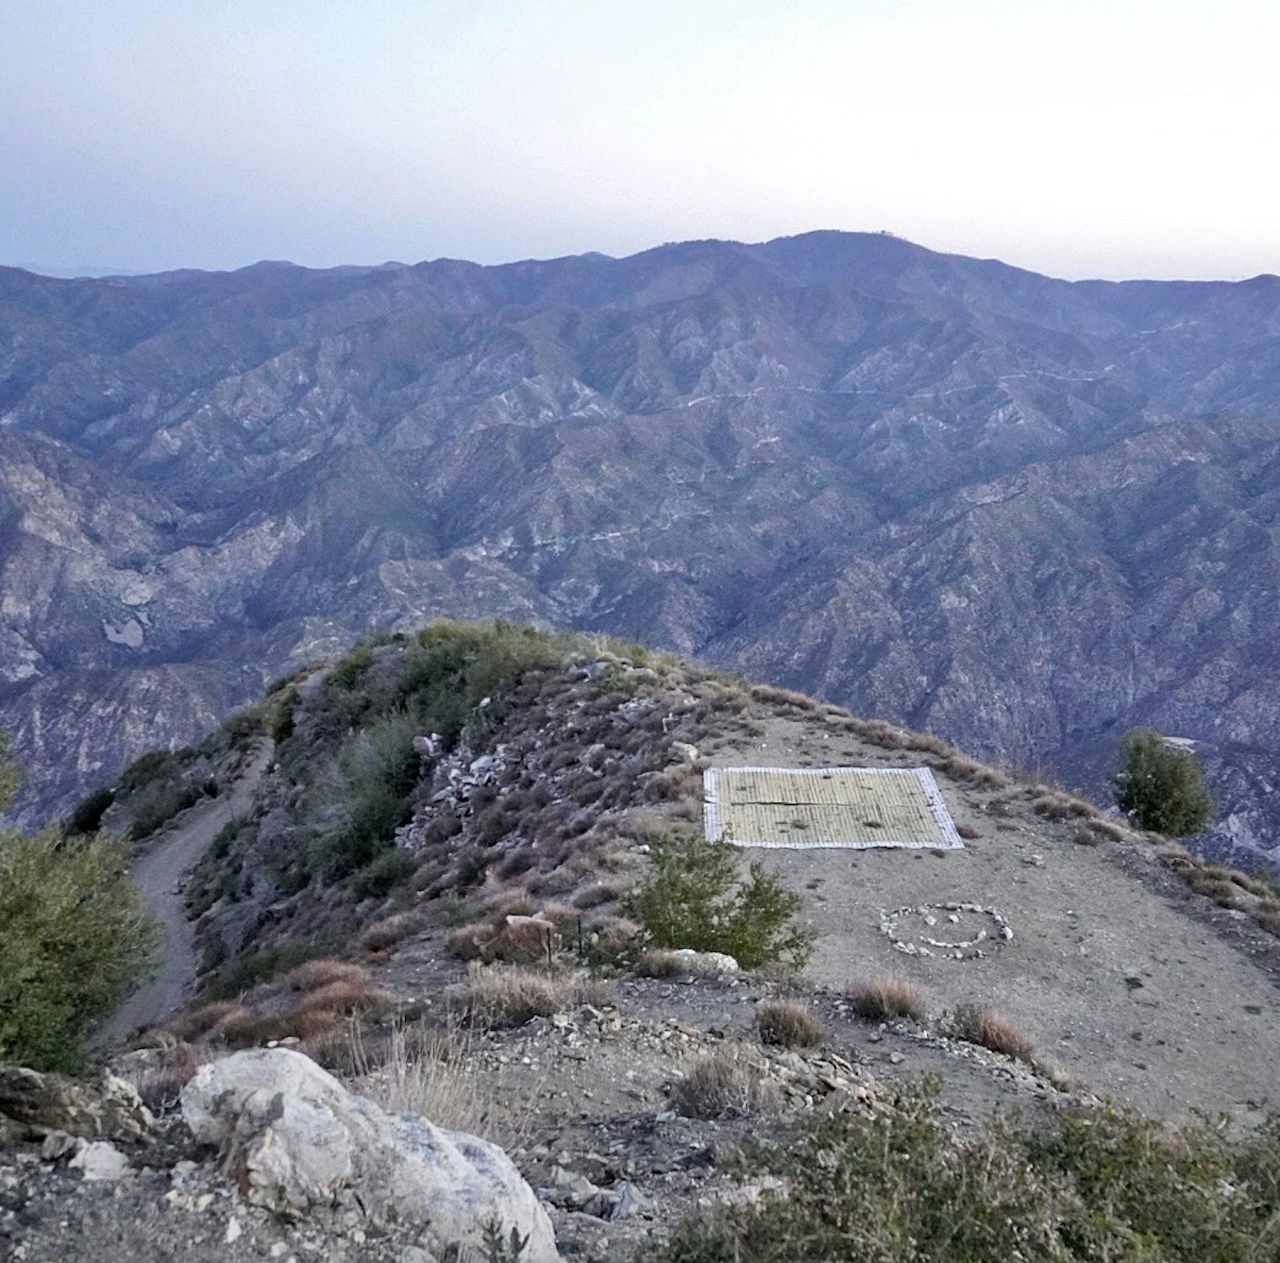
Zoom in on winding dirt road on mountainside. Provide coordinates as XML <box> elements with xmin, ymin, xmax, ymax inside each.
<box><xmin>97</xmin><ymin>741</ymin><xmax>273</xmax><ymax>1048</ymax></box>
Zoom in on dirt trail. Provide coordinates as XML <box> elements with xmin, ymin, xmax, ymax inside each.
<box><xmin>98</xmin><ymin>741</ymin><xmax>273</xmax><ymax>1048</ymax></box>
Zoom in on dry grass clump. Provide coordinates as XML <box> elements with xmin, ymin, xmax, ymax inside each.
<box><xmin>293</xmin><ymin>976</ymin><xmax>374</xmax><ymax>1018</ymax></box>
<box><xmin>848</xmin><ymin>718</ymin><xmax>908</xmax><ymax>749</ymax></box>
<box><xmin>1165</xmin><ymin>854</ymin><xmax>1280</xmax><ymax>935</ymax></box>
<box><xmin>1086</xmin><ymin>818</ymin><xmax>1130</xmax><ymax>843</ymax></box>
<box><xmin>448</xmin><ymin>903</ymin><xmax>581</xmax><ymax>965</ymax></box>
<box><xmin>586</xmin><ymin>914</ymin><xmax>641</xmax><ymax>955</ymax></box>
<box><xmin>360</xmin><ymin>911</ymin><xmax>426</xmax><ymax>953</ymax></box>
<box><xmin>672</xmin><ymin>1048</ymin><xmax>781</xmax><ymax>1118</ymax></box>
<box><xmin>284</xmin><ymin>958</ymin><xmax>370</xmax><ymax>993</ymax></box>
<box><xmin>345</xmin><ymin>1021</ymin><xmax>538</xmax><ymax>1152</ymax></box>
<box><xmin>756</xmin><ymin>998</ymin><xmax>825</xmax><ymax>1049</ymax></box>
<box><xmin>573</xmin><ymin>879</ymin><xmax>629</xmax><ymax>910</ymax></box>
<box><xmin>159</xmin><ymin>1000</ymin><xmax>242</xmax><ymax>1043</ymax></box>
<box><xmin>750</xmin><ymin>684</ymin><xmax>820</xmax><ymax>712</ymax></box>
<box><xmin>636</xmin><ymin>947</ymin><xmax>689</xmax><ymax>977</ymax></box>
<box><xmin>903</xmin><ymin>731</ymin><xmax>956</xmax><ymax>758</ymax></box>
<box><xmin>481</xmin><ymin>916</ymin><xmax>561</xmax><ymax>965</ymax></box>
<box><xmin>352</xmin><ymin>1023</ymin><xmax>483</xmax><ymax>1134</ymax></box>
<box><xmin>155</xmin><ymin>961</ymin><xmax>385</xmax><ymax>1051</ymax></box>
<box><xmin>446</xmin><ymin>921</ymin><xmax>492</xmax><ymax>961</ymax></box>
<box><xmin>936</xmin><ymin>752</ymin><xmax>1010</xmax><ymax>789</ymax></box>
<box><xmin>128</xmin><ymin>1045</ymin><xmax>210</xmax><ymax>1112</ymax></box>
<box><xmin>646</xmin><ymin>761</ymin><xmax>706</xmax><ymax>804</ymax></box>
<box><xmin>1031</xmin><ymin>790</ymin><xmax>1098</xmax><ymax>822</ymax></box>
<box><xmin>951</xmin><ymin>1003</ymin><xmax>1035</xmax><ymax>1063</ymax></box>
<box><xmin>848</xmin><ymin>976</ymin><xmax>927</xmax><ymax>1022</ymax></box>
<box><xmin>464</xmin><ymin>963</ymin><xmax>614</xmax><ymax>1027</ymax></box>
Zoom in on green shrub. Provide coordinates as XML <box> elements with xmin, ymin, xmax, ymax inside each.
<box><xmin>627</xmin><ymin>831</ymin><xmax>812</xmax><ymax>971</ymax></box>
<box><xmin>64</xmin><ymin>785</ymin><xmax>115</xmax><ymax>836</ymax></box>
<box><xmin>311</xmin><ymin>712</ymin><xmax>422</xmax><ymax>878</ymax></box>
<box><xmin>0</xmin><ymin>828</ymin><xmax>158</xmax><ymax>1070</ymax></box>
<box><xmin>1113</xmin><ymin>729</ymin><xmax>1213</xmax><ymax>837</ymax></box>
<box><xmin>0</xmin><ymin>731</ymin><xmax>20</xmax><ymax>809</ymax></box>
<box><xmin>352</xmin><ymin>848</ymin><xmax>418</xmax><ymax>900</ymax></box>
<box><xmin>267</xmin><ymin>687</ymin><xmax>298</xmax><ymax>742</ymax></box>
<box><xmin>128</xmin><ymin>779</ymin><xmax>202</xmax><ymax>841</ymax></box>
<box><xmin>327</xmin><ymin>641</ymin><xmax>375</xmax><ymax>691</ymax></box>
<box><xmin>648</xmin><ymin>1080</ymin><xmax>1280</xmax><ymax>1263</ymax></box>
<box><xmin>117</xmin><ymin>747</ymin><xmax>181</xmax><ymax>795</ymax></box>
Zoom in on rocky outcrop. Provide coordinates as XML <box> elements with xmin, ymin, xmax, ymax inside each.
<box><xmin>180</xmin><ymin>1047</ymin><xmax>560</xmax><ymax>1261</ymax></box>
<box><xmin>0</xmin><ymin>1063</ymin><xmax>152</xmax><ymax>1144</ymax></box>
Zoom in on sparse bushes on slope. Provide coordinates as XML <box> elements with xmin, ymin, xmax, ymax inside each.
<box><xmin>649</xmin><ymin>1080</ymin><xmax>1280</xmax><ymax>1263</ymax></box>
<box><xmin>1114</xmin><ymin>728</ymin><xmax>1213</xmax><ymax>837</ymax></box>
<box><xmin>280</xmin><ymin>621</ymin><xmax>580</xmax><ymax>888</ymax></box>
<box><xmin>627</xmin><ymin>830</ymin><xmax>813</xmax><ymax>971</ymax></box>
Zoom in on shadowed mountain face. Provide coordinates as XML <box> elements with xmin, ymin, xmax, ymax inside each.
<box><xmin>2</xmin><ymin>233</ymin><xmax>1279</xmax><ymax>869</ymax></box>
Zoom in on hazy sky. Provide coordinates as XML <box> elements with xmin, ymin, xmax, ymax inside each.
<box><xmin>2</xmin><ymin>0</ymin><xmax>1277</xmax><ymax>280</ymax></box>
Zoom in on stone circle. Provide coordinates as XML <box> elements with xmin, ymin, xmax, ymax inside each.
<box><xmin>878</xmin><ymin>902</ymin><xmax>1012</xmax><ymax>960</ymax></box>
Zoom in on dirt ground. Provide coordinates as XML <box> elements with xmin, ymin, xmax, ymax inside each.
<box><xmin>708</xmin><ymin>713</ymin><xmax>1280</xmax><ymax>1122</ymax></box>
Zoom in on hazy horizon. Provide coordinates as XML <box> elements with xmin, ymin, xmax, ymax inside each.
<box><xmin>3</xmin><ymin>1</ymin><xmax>1278</xmax><ymax>284</ymax></box>
<box><xmin>11</xmin><ymin>228</ymin><xmax>1280</xmax><ymax>288</ymax></box>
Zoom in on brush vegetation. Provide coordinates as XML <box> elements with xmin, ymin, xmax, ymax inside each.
<box><xmin>0</xmin><ymin>737</ymin><xmax>157</xmax><ymax>1070</ymax></box>
<box><xmin>649</xmin><ymin>1079</ymin><xmax>1280</xmax><ymax>1263</ymax></box>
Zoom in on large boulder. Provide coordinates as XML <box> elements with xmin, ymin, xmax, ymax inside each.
<box><xmin>181</xmin><ymin>1047</ymin><xmax>559</xmax><ymax>1261</ymax></box>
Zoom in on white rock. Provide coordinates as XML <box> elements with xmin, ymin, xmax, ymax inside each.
<box><xmin>69</xmin><ymin>1140</ymin><xmax>131</xmax><ymax>1181</ymax></box>
<box><xmin>669</xmin><ymin>948</ymin><xmax>739</xmax><ymax>976</ymax></box>
<box><xmin>181</xmin><ymin>1048</ymin><xmax>559</xmax><ymax>1262</ymax></box>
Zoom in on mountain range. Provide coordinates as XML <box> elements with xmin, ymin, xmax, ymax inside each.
<box><xmin>2</xmin><ymin>231</ymin><xmax>1279</xmax><ymax>870</ymax></box>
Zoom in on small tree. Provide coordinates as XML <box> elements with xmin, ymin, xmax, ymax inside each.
<box><xmin>0</xmin><ymin>731</ymin><xmax>157</xmax><ymax>1070</ymax></box>
<box><xmin>1113</xmin><ymin>729</ymin><xmax>1213</xmax><ymax>837</ymax></box>
<box><xmin>627</xmin><ymin>831</ymin><xmax>813</xmax><ymax>970</ymax></box>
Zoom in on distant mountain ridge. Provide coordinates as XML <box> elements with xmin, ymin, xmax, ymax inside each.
<box><xmin>2</xmin><ymin>232</ymin><xmax>1279</xmax><ymax>870</ymax></box>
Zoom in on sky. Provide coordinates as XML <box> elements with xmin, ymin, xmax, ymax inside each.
<box><xmin>1</xmin><ymin>0</ymin><xmax>1277</xmax><ymax>281</ymax></box>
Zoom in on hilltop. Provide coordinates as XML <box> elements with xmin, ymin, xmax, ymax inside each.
<box><xmin>2</xmin><ymin>232</ymin><xmax>1280</xmax><ymax>875</ymax></box>
<box><xmin>5</xmin><ymin>622</ymin><xmax>1276</xmax><ymax>1260</ymax></box>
